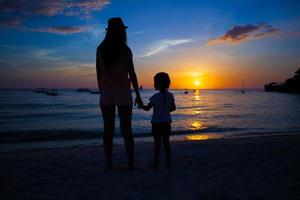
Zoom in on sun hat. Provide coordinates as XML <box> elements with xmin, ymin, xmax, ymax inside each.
<box><xmin>106</xmin><ymin>17</ymin><xmax>128</xmax><ymax>30</ymax></box>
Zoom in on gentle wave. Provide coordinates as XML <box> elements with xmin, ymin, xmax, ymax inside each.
<box><xmin>0</xmin><ymin>103</ymin><xmax>96</xmax><ymax>110</ymax></box>
<box><xmin>2</xmin><ymin>112</ymin><xmax>79</xmax><ymax>119</ymax></box>
<box><xmin>0</xmin><ymin>89</ymin><xmax>300</xmax><ymax>144</ymax></box>
<box><xmin>0</xmin><ymin>126</ymin><xmax>248</xmax><ymax>143</ymax></box>
<box><xmin>2</xmin><ymin>127</ymin><xmax>300</xmax><ymax>144</ymax></box>
<box><xmin>0</xmin><ymin>103</ymin><xmax>66</xmax><ymax>108</ymax></box>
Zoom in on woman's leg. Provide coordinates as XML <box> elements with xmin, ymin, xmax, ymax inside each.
<box><xmin>118</xmin><ymin>105</ymin><xmax>134</xmax><ymax>169</ymax></box>
<box><xmin>162</xmin><ymin>123</ymin><xmax>172</xmax><ymax>168</ymax></box>
<box><xmin>152</xmin><ymin>123</ymin><xmax>161</xmax><ymax>169</ymax></box>
<box><xmin>101</xmin><ymin>105</ymin><xmax>115</xmax><ymax>170</ymax></box>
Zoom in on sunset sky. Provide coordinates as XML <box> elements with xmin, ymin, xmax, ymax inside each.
<box><xmin>0</xmin><ymin>0</ymin><xmax>300</xmax><ymax>89</ymax></box>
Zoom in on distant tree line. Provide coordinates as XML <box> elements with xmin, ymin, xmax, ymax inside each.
<box><xmin>265</xmin><ymin>68</ymin><xmax>300</xmax><ymax>93</ymax></box>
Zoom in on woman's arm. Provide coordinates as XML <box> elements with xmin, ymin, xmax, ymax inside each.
<box><xmin>170</xmin><ymin>101</ymin><xmax>176</xmax><ymax>112</ymax></box>
<box><xmin>96</xmin><ymin>51</ymin><xmax>102</xmax><ymax>91</ymax></box>
<box><xmin>128</xmin><ymin>51</ymin><xmax>142</xmax><ymax>106</ymax></box>
<box><xmin>170</xmin><ymin>94</ymin><xmax>176</xmax><ymax>112</ymax></box>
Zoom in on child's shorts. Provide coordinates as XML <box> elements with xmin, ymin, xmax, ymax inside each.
<box><xmin>151</xmin><ymin>122</ymin><xmax>171</xmax><ymax>136</ymax></box>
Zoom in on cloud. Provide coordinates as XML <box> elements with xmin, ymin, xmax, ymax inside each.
<box><xmin>21</xmin><ymin>26</ymin><xmax>88</xmax><ymax>34</ymax></box>
<box><xmin>0</xmin><ymin>0</ymin><xmax>110</xmax><ymax>18</ymax></box>
<box><xmin>129</xmin><ymin>31</ymin><xmax>146</xmax><ymax>35</ymax></box>
<box><xmin>0</xmin><ymin>16</ymin><xmax>21</xmax><ymax>27</ymax></box>
<box><xmin>139</xmin><ymin>39</ymin><xmax>193</xmax><ymax>57</ymax></box>
<box><xmin>87</xmin><ymin>26</ymin><xmax>105</xmax><ymax>37</ymax></box>
<box><xmin>207</xmin><ymin>23</ymin><xmax>279</xmax><ymax>45</ymax></box>
<box><xmin>0</xmin><ymin>0</ymin><xmax>110</xmax><ymax>31</ymax></box>
<box><xmin>283</xmin><ymin>31</ymin><xmax>300</xmax><ymax>38</ymax></box>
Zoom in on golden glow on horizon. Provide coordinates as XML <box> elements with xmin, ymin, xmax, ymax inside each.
<box><xmin>138</xmin><ymin>70</ymin><xmax>248</xmax><ymax>89</ymax></box>
<box><xmin>5</xmin><ymin>41</ymin><xmax>294</xmax><ymax>89</ymax></box>
<box><xmin>136</xmin><ymin>60</ymin><xmax>271</xmax><ymax>89</ymax></box>
<box><xmin>169</xmin><ymin>71</ymin><xmax>207</xmax><ymax>89</ymax></box>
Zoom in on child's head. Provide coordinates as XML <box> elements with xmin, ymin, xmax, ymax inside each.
<box><xmin>154</xmin><ymin>72</ymin><xmax>171</xmax><ymax>91</ymax></box>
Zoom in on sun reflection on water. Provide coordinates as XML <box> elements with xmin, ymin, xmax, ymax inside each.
<box><xmin>191</xmin><ymin>121</ymin><xmax>203</xmax><ymax>130</ymax></box>
<box><xmin>193</xmin><ymin>110</ymin><xmax>201</xmax><ymax>114</ymax></box>
<box><xmin>186</xmin><ymin>133</ymin><xmax>223</xmax><ymax>141</ymax></box>
<box><xmin>192</xmin><ymin>90</ymin><xmax>201</xmax><ymax>114</ymax></box>
<box><xmin>194</xmin><ymin>95</ymin><xmax>200</xmax><ymax>101</ymax></box>
<box><xmin>193</xmin><ymin>89</ymin><xmax>201</xmax><ymax>105</ymax></box>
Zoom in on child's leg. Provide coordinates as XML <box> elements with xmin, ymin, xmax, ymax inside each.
<box><xmin>152</xmin><ymin>123</ymin><xmax>161</xmax><ymax>168</ymax></box>
<box><xmin>162</xmin><ymin>123</ymin><xmax>172</xmax><ymax>168</ymax></box>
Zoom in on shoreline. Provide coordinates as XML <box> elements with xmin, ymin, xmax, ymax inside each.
<box><xmin>1</xmin><ymin>134</ymin><xmax>299</xmax><ymax>199</ymax></box>
<box><xmin>1</xmin><ymin>130</ymin><xmax>300</xmax><ymax>153</ymax></box>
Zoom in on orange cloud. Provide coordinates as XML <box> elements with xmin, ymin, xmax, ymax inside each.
<box><xmin>0</xmin><ymin>0</ymin><xmax>110</xmax><ymax>30</ymax></box>
<box><xmin>0</xmin><ymin>0</ymin><xmax>110</xmax><ymax>18</ymax></box>
<box><xmin>0</xmin><ymin>16</ymin><xmax>21</xmax><ymax>28</ymax></box>
<box><xmin>207</xmin><ymin>23</ymin><xmax>279</xmax><ymax>45</ymax></box>
<box><xmin>20</xmin><ymin>26</ymin><xmax>88</xmax><ymax>34</ymax></box>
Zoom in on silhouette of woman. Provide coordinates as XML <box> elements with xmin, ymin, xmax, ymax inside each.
<box><xmin>96</xmin><ymin>17</ymin><xmax>142</xmax><ymax>170</ymax></box>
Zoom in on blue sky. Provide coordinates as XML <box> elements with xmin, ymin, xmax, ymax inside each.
<box><xmin>0</xmin><ymin>0</ymin><xmax>300</xmax><ymax>89</ymax></box>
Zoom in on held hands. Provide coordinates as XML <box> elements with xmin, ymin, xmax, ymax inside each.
<box><xmin>134</xmin><ymin>96</ymin><xmax>143</xmax><ymax>109</ymax></box>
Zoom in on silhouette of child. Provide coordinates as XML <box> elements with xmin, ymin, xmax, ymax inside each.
<box><xmin>141</xmin><ymin>72</ymin><xmax>176</xmax><ymax>169</ymax></box>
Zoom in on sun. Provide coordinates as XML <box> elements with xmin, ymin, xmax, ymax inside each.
<box><xmin>194</xmin><ymin>80</ymin><xmax>200</xmax><ymax>86</ymax></box>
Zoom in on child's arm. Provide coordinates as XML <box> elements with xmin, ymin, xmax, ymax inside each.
<box><xmin>141</xmin><ymin>101</ymin><xmax>153</xmax><ymax>111</ymax></box>
<box><xmin>170</xmin><ymin>94</ymin><xmax>176</xmax><ymax>112</ymax></box>
<box><xmin>170</xmin><ymin>101</ymin><xmax>176</xmax><ymax>112</ymax></box>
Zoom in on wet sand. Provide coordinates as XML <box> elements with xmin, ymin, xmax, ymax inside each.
<box><xmin>1</xmin><ymin>134</ymin><xmax>300</xmax><ymax>200</ymax></box>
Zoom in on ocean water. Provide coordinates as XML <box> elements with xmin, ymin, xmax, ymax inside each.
<box><xmin>1</xmin><ymin>89</ymin><xmax>300</xmax><ymax>142</ymax></box>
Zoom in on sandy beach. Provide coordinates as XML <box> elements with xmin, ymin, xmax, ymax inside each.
<box><xmin>1</xmin><ymin>134</ymin><xmax>300</xmax><ymax>200</ymax></box>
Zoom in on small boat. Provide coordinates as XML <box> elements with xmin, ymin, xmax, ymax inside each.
<box><xmin>90</xmin><ymin>90</ymin><xmax>101</xmax><ymax>94</ymax></box>
<box><xmin>33</xmin><ymin>88</ymin><xmax>49</xmax><ymax>93</ymax></box>
<box><xmin>139</xmin><ymin>86</ymin><xmax>143</xmax><ymax>90</ymax></box>
<box><xmin>184</xmin><ymin>90</ymin><xmax>188</xmax><ymax>94</ymax></box>
<box><xmin>47</xmin><ymin>89</ymin><xmax>58</xmax><ymax>96</ymax></box>
<box><xmin>76</xmin><ymin>88</ymin><xmax>91</xmax><ymax>92</ymax></box>
<box><xmin>241</xmin><ymin>80</ymin><xmax>245</xmax><ymax>94</ymax></box>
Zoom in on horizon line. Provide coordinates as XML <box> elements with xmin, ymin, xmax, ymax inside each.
<box><xmin>0</xmin><ymin>87</ymin><xmax>264</xmax><ymax>90</ymax></box>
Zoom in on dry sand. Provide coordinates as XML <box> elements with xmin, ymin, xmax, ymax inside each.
<box><xmin>1</xmin><ymin>134</ymin><xmax>300</xmax><ymax>200</ymax></box>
